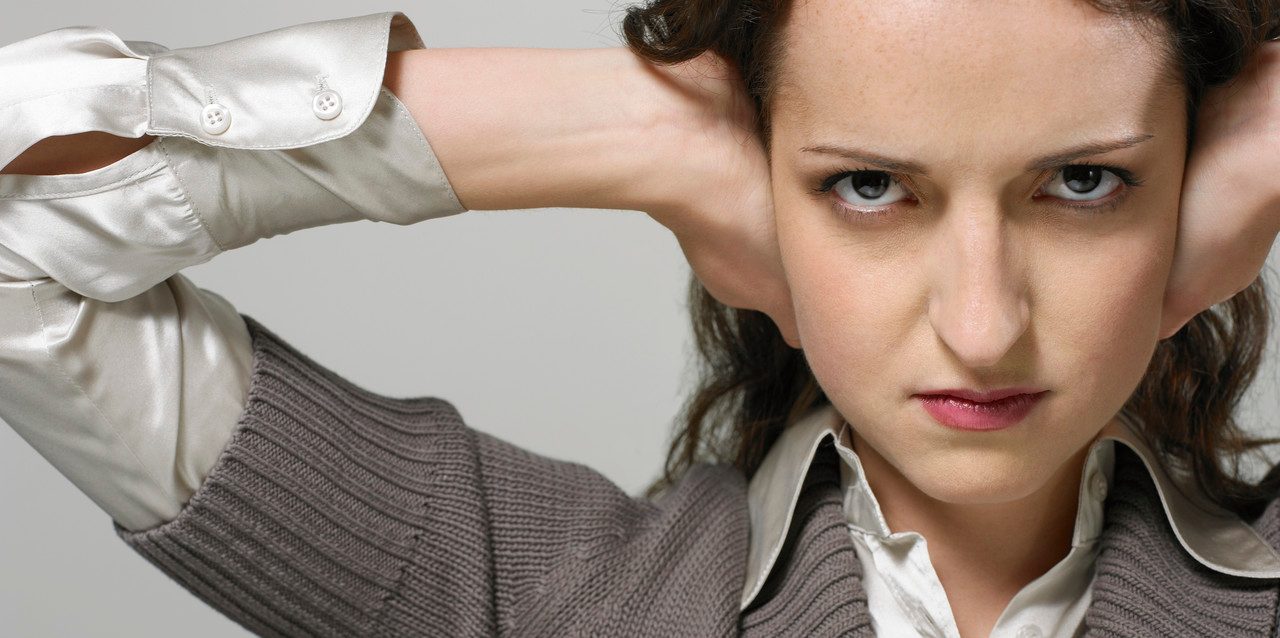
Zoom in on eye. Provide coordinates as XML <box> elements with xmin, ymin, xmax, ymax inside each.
<box><xmin>1038</xmin><ymin>164</ymin><xmax>1135</xmax><ymax>205</ymax></box>
<box><xmin>829</xmin><ymin>170</ymin><xmax>911</xmax><ymax>209</ymax></box>
<box><xmin>811</xmin><ymin>163</ymin><xmax>1143</xmax><ymax>220</ymax></box>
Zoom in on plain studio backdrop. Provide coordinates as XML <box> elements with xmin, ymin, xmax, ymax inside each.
<box><xmin>2</xmin><ymin>2</ymin><xmax>1278</xmax><ymax>635</ymax></box>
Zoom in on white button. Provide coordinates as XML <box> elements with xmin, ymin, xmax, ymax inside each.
<box><xmin>1017</xmin><ymin>625</ymin><xmax>1044</xmax><ymax>638</ymax></box>
<box><xmin>201</xmin><ymin>103</ymin><xmax>231</xmax><ymax>135</ymax></box>
<box><xmin>313</xmin><ymin>90</ymin><xmax>342</xmax><ymax>120</ymax></box>
<box><xmin>1090</xmin><ymin>471</ymin><xmax>1108</xmax><ymax>501</ymax></box>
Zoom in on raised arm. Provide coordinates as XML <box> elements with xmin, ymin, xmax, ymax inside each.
<box><xmin>0</xmin><ymin>8</ymin><xmax>690</xmax><ymax>533</ymax></box>
<box><xmin>1</xmin><ymin>10</ymin><xmax>793</xmax><ymax>336</ymax></box>
<box><xmin>1</xmin><ymin>9</ymin><xmax>781</xmax><ymax>634</ymax></box>
<box><xmin>0</xmin><ymin>11</ymin><xmax>468</xmax><ymax>302</ymax></box>
<box><xmin>4</xmin><ymin>45</ymin><xmax>674</xmax><ymax>214</ymax></box>
<box><xmin>378</xmin><ymin>45</ymin><xmax>677</xmax><ymax>213</ymax></box>
<box><xmin>0</xmin><ymin>11</ymin><xmax>475</xmax><ymax>532</ymax></box>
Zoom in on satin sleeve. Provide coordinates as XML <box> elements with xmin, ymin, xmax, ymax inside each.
<box><xmin>0</xmin><ymin>11</ymin><xmax>468</xmax><ymax>532</ymax></box>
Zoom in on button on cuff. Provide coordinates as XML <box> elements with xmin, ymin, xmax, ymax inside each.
<box><xmin>313</xmin><ymin>90</ymin><xmax>343</xmax><ymax>120</ymax></box>
<box><xmin>200</xmin><ymin>103</ymin><xmax>231</xmax><ymax>134</ymax></box>
<box><xmin>145</xmin><ymin>11</ymin><xmax>425</xmax><ymax>149</ymax></box>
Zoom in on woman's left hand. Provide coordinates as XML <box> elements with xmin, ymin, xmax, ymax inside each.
<box><xmin>1160</xmin><ymin>40</ymin><xmax>1280</xmax><ymax>339</ymax></box>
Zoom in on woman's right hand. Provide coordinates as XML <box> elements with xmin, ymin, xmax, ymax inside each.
<box><xmin>640</xmin><ymin>50</ymin><xmax>801</xmax><ymax>349</ymax></box>
<box><xmin>1</xmin><ymin>44</ymin><xmax>802</xmax><ymax>349</ymax></box>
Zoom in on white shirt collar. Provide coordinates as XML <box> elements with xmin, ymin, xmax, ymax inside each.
<box><xmin>741</xmin><ymin>403</ymin><xmax>1280</xmax><ymax>610</ymax></box>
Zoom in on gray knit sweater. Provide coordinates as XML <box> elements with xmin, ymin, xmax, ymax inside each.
<box><xmin>113</xmin><ymin>314</ymin><xmax>1280</xmax><ymax>636</ymax></box>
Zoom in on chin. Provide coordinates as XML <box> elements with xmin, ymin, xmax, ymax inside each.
<box><xmin>915</xmin><ymin>462</ymin><xmax>1048</xmax><ymax>505</ymax></box>
<box><xmin>855</xmin><ymin>395</ymin><xmax>1085</xmax><ymax>502</ymax></box>
<box><xmin>885</xmin><ymin>443</ymin><xmax>1054</xmax><ymax>506</ymax></box>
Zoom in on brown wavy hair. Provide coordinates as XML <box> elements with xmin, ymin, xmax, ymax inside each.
<box><xmin>620</xmin><ymin>0</ymin><xmax>1280</xmax><ymax>520</ymax></box>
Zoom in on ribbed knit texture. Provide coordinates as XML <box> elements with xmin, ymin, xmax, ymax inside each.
<box><xmin>738</xmin><ymin>448</ymin><xmax>873</xmax><ymax>636</ymax></box>
<box><xmin>113</xmin><ymin>313</ymin><xmax>1280</xmax><ymax>637</ymax></box>
<box><xmin>1084</xmin><ymin>444</ymin><xmax>1280</xmax><ymax>636</ymax></box>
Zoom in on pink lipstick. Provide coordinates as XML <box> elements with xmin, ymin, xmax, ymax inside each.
<box><xmin>914</xmin><ymin>389</ymin><xmax>1048</xmax><ymax>431</ymax></box>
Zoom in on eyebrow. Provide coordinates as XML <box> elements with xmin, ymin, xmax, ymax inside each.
<box><xmin>799</xmin><ymin>133</ymin><xmax>1155</xmax><ymax>176</ymax></box>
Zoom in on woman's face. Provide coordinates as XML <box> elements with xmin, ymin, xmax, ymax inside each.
<box><xmin>770</xmin><ymin>0</ymin><xmax>1187</xmax><ymax>505</ymax></box>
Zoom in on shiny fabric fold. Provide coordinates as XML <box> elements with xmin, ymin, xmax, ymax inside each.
<box><xmin>0</xmin><ymin>11</ymin><xmax>465</xmax><ymax>531</ymax></box>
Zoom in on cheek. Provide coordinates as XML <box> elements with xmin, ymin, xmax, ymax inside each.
<box><xmin>1038</xmin><ymin>227</ymin><xmax>1172</xmax><ymax>403</ymax></box>
<box><xmin>778</xmin><ymin>218</ymin><xmax>927</xmax><ymax>405</ymax></box>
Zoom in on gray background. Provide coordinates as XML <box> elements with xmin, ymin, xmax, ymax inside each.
<box><xmin>1</xmin><ymin>2</ymin><xmax>1277</xmax><ymax>636</ymax></box>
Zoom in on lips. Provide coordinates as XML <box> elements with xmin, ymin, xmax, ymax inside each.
<box><xmin>913</xmin><ymin>388</ymin><xmax>1049</xmax><ymax>431</ymax></box>
<box><xmin>915</xmin><ymin>387</ymin><xmax>1045</xmax><ymax>403</ymax></box>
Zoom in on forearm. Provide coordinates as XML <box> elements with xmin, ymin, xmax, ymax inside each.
<box><xmin>3</xmin><ymin>47</ymin><xmax>678</xmax><ymax>216</ymax></box>
<box><xmin>383</xmin><ymin>46</ymin><xmax>678</xmax><ymax>214</ymax></box>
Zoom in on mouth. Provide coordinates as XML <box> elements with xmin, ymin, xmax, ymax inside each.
<box><xmin>913</xmin><ymin>389</ymin><xmax>1049</xmax><ymax>431</ymax></box>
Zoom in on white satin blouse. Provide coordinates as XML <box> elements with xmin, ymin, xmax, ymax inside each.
<box><xmin>2</xmin><ymin>10</ymin><xmax>1278</xmax><ymax>638</ymax></box>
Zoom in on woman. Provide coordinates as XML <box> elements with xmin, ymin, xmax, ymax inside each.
<box><xmin>2</xmin><ymin>1</ymin><xmax>1279</xmax><ymax>636</ymax></box>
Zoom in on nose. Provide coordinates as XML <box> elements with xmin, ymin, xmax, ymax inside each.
<box><xmin>927</xmin><ymin>205</ymin><xmax>1030</xmax><ymax>369</ymax></box>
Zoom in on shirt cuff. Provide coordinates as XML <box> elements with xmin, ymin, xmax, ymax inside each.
<box><xmin>147</xmin><ymin>11</ymin><xmax>423</xmax><ymax>151</ymax></box>
<box><xmin>0</xmin><ymin>11</ymin><xmax>424</xmax><ymax>168</ymax></box>
<box><xmin>0</xmin><ymin>11</ymin><xmax>466</xmax><ymax>302</ymax></box>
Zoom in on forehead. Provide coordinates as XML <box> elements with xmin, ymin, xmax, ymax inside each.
<box><xmin>774</xmin><ymin>0</ymin><xmax>1179</xmax><ymax>163</ymax></box>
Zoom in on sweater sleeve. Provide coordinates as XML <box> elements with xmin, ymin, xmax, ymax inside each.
<box><xmin>112</xmin><ymin>314</ymin><xmax>749</xmax><ymax>637</ymax></box>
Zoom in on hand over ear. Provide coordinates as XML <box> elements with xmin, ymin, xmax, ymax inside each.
<box><xmin>641</xmin><ymin>50</ymin><xmax>801</xmax><ymax>349</ymax></box>
<box><xmin>1160</xmin><ymin>41</ymin><xmax>1280</xmax><ymax>340</ymax></box>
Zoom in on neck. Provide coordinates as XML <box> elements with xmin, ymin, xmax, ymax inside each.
<box><xmin>849</xmin><ymin>428</ymin><xmax>1090</xmax><ymax>594</ymax></box>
